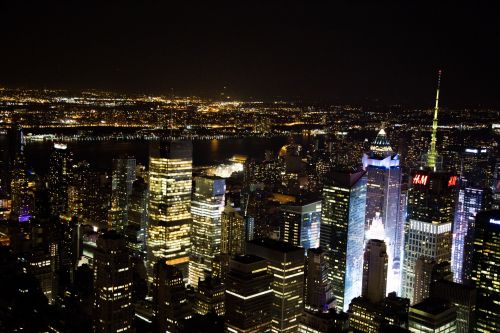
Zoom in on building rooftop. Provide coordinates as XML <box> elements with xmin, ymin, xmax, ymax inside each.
<box><xmin>248</xmin><ymin>238</ymin><xmax>303</xmax><ymax>253</ymax></box>
<box><xmin>411</xmin><ymin>298</ymin><xmax>451</xmax><ymax>316</ymax></box>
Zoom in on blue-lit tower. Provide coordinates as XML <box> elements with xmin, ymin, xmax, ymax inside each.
<box><xmin>320</xmin><ymin>169</ymin><xmax>367</xmax><ymax>312</ymax></box>
<box><xmin>362</xmin><ymin>128</ymin><xmax>402</xmax><ymax>294</ymax></box>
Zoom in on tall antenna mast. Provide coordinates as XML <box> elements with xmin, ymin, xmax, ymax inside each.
<box><xmin>427</xmin><ymin>70</ymin><xmax>442</xmax><ymax>170</ymax></box>
<box><xmin>170</xmin><ymin>88</ymin><xmax>174</xmax><ymax>138</ymax></box>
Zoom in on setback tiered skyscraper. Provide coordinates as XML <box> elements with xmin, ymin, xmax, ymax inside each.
<box><xmin>147</xmin><ymin>141</ymin><xmax>192</xmax><ymax>281</ymax></box>
<box><xmin>320</xmin><ymin>169</ymin><xmax>367</xmax><ymax>312</ymax></box>
<box><xmin>362</xmin><ymin>128</ymin><xmax>402</xmax><ymax>294</ymax></box>
<box><xmin>109</xmin><ymin>157</ymin><xmax>136</xmax><ymax>232</ymax></box>
<box><xmin>246</xmin><ymin>238</ymin><xmax>304</xmax><ymax>333</ymax></box>
<box><xmin>189</xmin><ymin>176</ymin><xmax>225</xmax><ymax>288</ymax></box>
<box><xmin>362</xmin><ymin>239</ymin><xmax>388</xmax><ymax>304</ymax></box>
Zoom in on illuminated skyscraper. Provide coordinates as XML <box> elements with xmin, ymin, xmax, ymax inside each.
<box><xmin>320</xmin><ymin>170</ymin><xmax>367</xmax><ymax>312</ymax></box>
<box><xmin>189</xmin><ymin>176</ymin><xmax>225</xmax><ymax>288</ymax></box>
<box><xmin>48</xmin><ymin>143</ymin><xmax>72</xmax><ymax>217</ymax></box>
<box><xmin>401</xmin><ymin>170</ymin><xmax>456</xmax><ymax>304</ymax></box>
<box><xmin>362</xmin><ymin>128</ymin><xmax>402</xmax><ymax>294</ymax></box>
<box><xmin>471</xmin><ymin>210</ymin><xmax>500</xmax><ymax>332</ymax></box>
<box><xmin>152</xmin><ymin>261</ymin><xmax>192</xmax><ymax>333</ymax></box>
<box><xmin>224</xmin><ymin>255</ymin><xmax>273</xmax><ymax>333</ymax></box>
<box><xmin>92</xmin><ymin>231</ymin><xmax>133</xmax><ymax>333</ymax></box>
<box><xmin>193</xmin><ymin>276</ymin><xmax>225</xmax><ymax>316</ymax></box>
<box><xmin>221</xmin><ymin>202</ymin><xmax>245</xmax><ymax>256</ymax></box>
<box><xmin>452</xmin><ymin>147</ymin><xmax>492</xmax><ymax>284</ymax></box>
<box><xmin>304</xmin><ymin>247</ymin><xmax>334</xmax><ymax>312</ymax></box>
<box><xmin>246</xmin><ymin>238</ymin><xmax>304</xmax><ymax>332</ymax></box>
<box><xmin>109</xmin><ymin>158</ymin><xmax>136</xmax><ymax>232</ymax></box>
<box><xmin>147</xmin><ymin>141</ymin><xmax>192</xmax><ymax>281</ymax></box>
<box><xmin>280</xmin><ymin>199</ymin><xmax>321</xmax><ymax>251</ymax></box>
<box><xmin>362</xmin><ymin>239</ymin><xmax>388</xmax><ymax>304</ymax></box>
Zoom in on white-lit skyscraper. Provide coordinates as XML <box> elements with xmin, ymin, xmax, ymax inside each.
<box><xmin>188</xmin><ymin>176</ymin><xmax>225</xmax><ymax>288</ymax></box>
<box><xmin>320</xmin><ymin>169</ymin><xmax>367</xmax><ymax>312</ymax></box>
<box><xmin>362</xmin><ymin>128</ymin><xmax>402</xmax><ymax>294</ymax></box>
<box><xmin>147</xmin><ymin>141</ymin><xmax>192</xmax><ymax>281</ymax></box>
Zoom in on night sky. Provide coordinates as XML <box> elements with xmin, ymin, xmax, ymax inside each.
<box><xmin>1</xmin><ymin>2</ymin><xmax>498</xmax><ymax>106</ymax></box>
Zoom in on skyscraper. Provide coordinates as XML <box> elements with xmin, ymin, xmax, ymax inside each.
<box><xmin>189</xmin><ymin>176</ymin><xmax>225</xmax><ymax>288</ymax></box>
<box><xmin>246</xmin><ymin>238</ymin><xmax>304</xmax><ymax>332</ymax></box>
<box><xmin>224</xmin><ymin>255</ymin><xmax>273</xmax><ymax>333</ymax></box>
<box><xmin>147</xmin><ymin>141</ymin><xmax>192</xmax><ymax>281</ymax></box>
<box><xmin>304</xmin><ymin>248</ymin><xmax>334</xmax><ymax>313</ymax></box>
<box><xmin>280</xmin><ymin>199</ymin><xmax>321</xmax><ymax>251</ymax></box>
<box><xmin>152</xmin><ymin>261</ymin><xmax>192</xmax><ymax>333</ymax></box>
<box><xmin>408</xmin><ymin>298</ymin><xmax>456</xmax><ymax>333</ymax></box>
<box><xmin>193</xmin><ymin>276</ymin><xmax>225</xmax><ymax>316</ymax></box>
<box><xmin>221</xmin><ymin>202</ymin><xmax>245</xmax><ymax>256</ymax></box>
<box><xmin>126</xmin><ymin>177</ymin><xmax>148</xmax><ymax>256</ymax></box>
<box><xmin>471</xmin><ymin>210</ymin><xmax>500</xmax><ymax>332</ymax></box>
<box><xmin>401</xmin><ymin>170</ymin><xmax>456</xmax><ymax>304</ymax></box>
<box><xmin>109</xmin><ymin>158</ymin><xmax>136</xmax><ymax>232</ymax></box>
<box><xmin>362</xmin><ymin>128</ymin><xmax>402</xmax><ymax>294</ymax></box>
<box><xmin>362</xmin><ymin>239</ymin><xmax>388</xmax><ymax>304</ymax></box>
<box><xmin>320</xmin><ymin>169</ymin><xmax>367</xmax><ymax>312</ymax></box>
<box><xmin>48</xmin><ymin>143</ymin><xmax>72</xmax><ymax>217</ymax></box>
<box><xmin>452</xmin><ymin>147</ymin><xmax>492</xmax><ymax>284</ymax></box>
<box><xmin>92</xmin><ymin>231</ymin><xmax>133</xmax><ymax>333</ymax></box>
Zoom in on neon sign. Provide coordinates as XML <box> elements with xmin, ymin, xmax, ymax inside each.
<box><xmin>448</xmin><ymin>176</ymin><xmax>458</xmax><ymax>187</ymax></box>
<box><xmin>412</xmin><ymin>174</ymin><xmax>429</xmax><ymax>185</ymax></box>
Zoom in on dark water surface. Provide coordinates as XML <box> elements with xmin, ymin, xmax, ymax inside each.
<box><xmin>25</xmin><ymin>136</ymin><xmax>315</xmax><ymax>175</ymax></box>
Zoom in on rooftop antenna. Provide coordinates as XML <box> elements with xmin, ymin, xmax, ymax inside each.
<box><xmin>427</xmin><ymin>70</ymin><xmax>442</xmax><ymax>170</ymax></box>
<box><xmin>170</xmin><ymin>88</ymin><xmax>174</xmax><ymax>138</ymax></box>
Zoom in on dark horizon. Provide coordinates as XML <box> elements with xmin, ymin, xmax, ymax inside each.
<box><xmin>1</xmin><ymin>2</ymin><xmax>499</xmax><ymax>107</ymax></box>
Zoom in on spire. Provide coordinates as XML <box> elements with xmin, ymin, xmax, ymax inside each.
<box><xmin>427</xmin><ymin>70</ymin><xmax>442</xmax><ymax>170</ymax></box>
<box><xmin>370</xmin><ymin>128</ymin><xmax>393</xmax><ymax>154</ymax></box>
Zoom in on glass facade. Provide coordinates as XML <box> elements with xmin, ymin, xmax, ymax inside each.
<box><xmin>320</xmin><ymin>170</ymin><xmax>366</xmax><ymax>312</ymax></box>
<box><xmin>147</xmin><ymin>141</ymin><xmax>192</xmax><ymax>281</ymax></box>
<box><xmin>189</xmin><ymin>176</ymin><xmax>225</xmax><ymax>288</ymax></box>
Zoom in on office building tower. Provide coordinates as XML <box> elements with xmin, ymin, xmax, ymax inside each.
<box><xmin>413</xmin><ymin>258</ymin><xmax>453</xmax><ymax>305</ymax></box>
<box><xmin>471</xmin><ymin>210</ymin><xmax>500</xmax><ymax>332</ymax></box>
<box><xmin>224</xmin><ymin>255</ymin><xmax>273</xmax><ymax>333</ymax></box>
<box><xmin>189</xmin><ymin>176</ymin><xmax>225</xmax><ymax>288</ymax></box>
<box><xmin>492</xmin><ymin>160</ymin><xmax>500</xmax><ymax>210</ymax></box>
<box><xmin>152</xmin><ymin>261</ymin><xmax>192</xmax><ymax>333</ymax></box>
<box><xmin>109</xmin><ymin>158</ymin><xmax>136</xmax><ymax>232</ymax></box>
<box><xmin>280</xmin><ymin>199</ymin><xmax>321</xmax><ymax>251</ymax></box>
<box><xmin>48</xmin><ymin>143</ymin><xmax>72</xmax><ymax>216</ymax></box>
<box><xmin>401</xmin><ymin>170</ymin><xmax>456</xmax><ymax>304</ymax></box>
<box><xmin>430</xmin><ymin>280</ymin><xmax>476</xmax><ymax>333</ymax></box>
<box><xmin>221</xmin><ymin>202</ymin><xmax>245</xmax><ymax>256</ymax></box>
<box><xmin>147</xmin><ymin>141</ymin><xmax>192</xmax><ymax>281</ymax></box>
<box><xmin>298</xmin><ymin>310</ymin><xmax>349</xmax><ymax>333</ymax></box>
<box><xmin>246</xmin><ymin>239</ymin><xmax>304</xmax><ymax>332</ymax></box>
<box><xmin>320</xmin><ymin>169</ymin><xmax>367</xmax><ymax>312</ymax></box>
<box><xmin>362</xmin><ymin>239</ymin><xmax>388</xmax><ymax>304</ymax></box>
<box><xmin>10</xmin><ymin>152</ymin><xmax>31</xmax><ymax>222</ymax></box>
<box><xmin>193</xmin><ymin>276</ymin><xmax>225</xmax><ymax>316</ymax></box>
<box><xmin>126</xmin><ymin>177</ymin><xmax>148</xmax><ymax>256</ymax></box>
<box><xmin>362</xmin><ymin>128</ymin><xmax>403</xmax><ymax>295</ymax></box>
<box><xmin>92</xmin><ymin>231</ymin><xmax>133</xmax><ymax>333</ymax></box>
<box><xmin>408</xmin><ymin>298</ymin><xmax>456</xmax><ymax>333</ymax></box>
<box><xmin>348</xmin><ymin>292</ymin><xmax>409</xmax><ymax>333</ymax></box>
<box><xmin>452</xmin><ymin>185</ymin><xmax>489</xmax><ymax>284</ymax></box>
<box><xmin>304</xmin><ymin>248</ymin><xmax>334</xmax><ymax>312</ymax></box>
